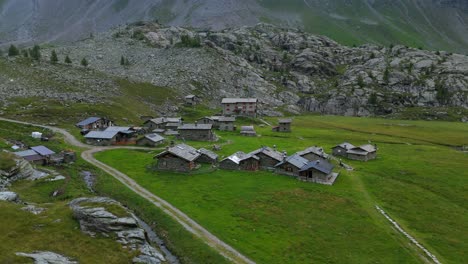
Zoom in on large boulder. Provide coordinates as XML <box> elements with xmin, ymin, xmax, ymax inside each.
<box><xmin>69</xmin><ymin>197</ymin><xmax>166</xmax><ymax>264</ymax></box>
<box><xmin>0</xmin><ymin>191</ymin><xmax>19</xmax><ymax>202</ymax></box>
<box><xmin>16</xmin><ymin>251</ymin><xmax>77</xmax><ymax>264</ymax></box>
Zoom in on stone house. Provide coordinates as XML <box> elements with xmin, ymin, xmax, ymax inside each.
<box><xmin>84</xmin><ymin>131</ymin><xmax>120</xmax><ymax>146</ymax></box>
<box><xmin>347</xmin><ymin>144</ymin><xmax>377</xmax><ymax>161</ymax></box>
<box><xmin>249</xmin><ymin>147</ymin><xmax>284</xmax><ymax>169</ymax></box>
<box><xmin>184</xmin><ymin>95</ymin><xmax>199</xmax><ymax>106</ymax></box>
<box><xmin>154</xmin><ymin>144</ymin><xmax>200</xmax><ymax>172</ymax></box>
<box><xmin>14</xmin><ymin>145</ymin><xmax>56</xmax><ymax>165</ymax></box>
<box><xmin>298</xmin><ymin>160</ymin><xmax>336</xmax><ymax>184</ymax></box>
<box><xmin>196</xmin><ymin>148</ymin><xmax>218</xmax><ymax>164</ymax></box>
<box><xmin>274</xmin><ymin>154</ymin><xmax>309</xmax><ymax>177</ymax></box>
<box><xmin>240</xmin><ymin>126</ymin><xmax>256</xmax><ymax>137</ymax></box>
<box><xmin>143</xmin><ymin>117</ymin><xmax>182</xmax><ymax>131</ymax></box>
<box><xmin>221</xmin><ymin>98</ymin><xmax>258</xmax><ymax>117</ymax></box>
<box><xmin>198</xmin><ymin>116</ymin><xmax>221</xmax><ymax>128</ymax></box>
<box><xmin>218</xmin><ymin>116</ymin><xmax>236</xmax><ymax>131</ymax></box>
<box><xmin>76</xmin><ymin>117</ymin><xmax>112</xmax><ymax>131</ymax></box>
<box><xmin>136</xmin><ymin>133</ymin><xmax>165</xmax><ymax>147</ymax></box>
<box><xmin>219</xmin><ymin>151</ymin><xmax>259</xmax><ymax>171</ymax></box>
<box><xmin>332</xmin><ymin>142</ymin><xmax>355</xmax><ymax>157</ymax></box>
<box><xmin>272</xmin><ymin>119</ymin><xmax>292</xmax><ymax>132</ymax></box>
<box><xmin>103</xmin><ymin>127</ymin><xmax>137</xmax><ymax>145</ymax></box>
<box><xmin>178</xmin><ymin>123</ymin><xmax>215</xmax><ymax>141</ymax></box>
<box><xmin>296</xmin><ymin>146</ymin><xmax>329</xmax><ymax>162</ymax></box>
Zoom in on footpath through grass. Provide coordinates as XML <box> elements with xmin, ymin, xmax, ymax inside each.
<box><xmin>96</xmin><ymin>115</ymin><xmax>467</xmax><ymax>264</ymax></box>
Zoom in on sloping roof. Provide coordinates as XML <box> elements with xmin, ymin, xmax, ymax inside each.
<box><xmin>222</xmin><ymin>151</ymin><xmax>259</xmax><ymax>164</ymax></box>
<box><xmin>178</xmin><ymin>123</ymin><xmax>213</xmax><ymax>130</ymax></box>
<box><xmin>240</xmin><ymin>126</ymin><xmax>255</xmax><ymax>132</ymax></box>
<box><xmin>219</xmin><ymin>116</ymin><xmax>236</xmax><ymax>122</ymax></box>
<box><xmin>15</xmin><ymin>149</ymin><xmax>39</xmax><ymax>157</ymax></box>
<box><xmin>299</xmin><ymin>160</ymin><xmax>334</xmax><ymax>174</ymax></box>
<box><xmin>104</xmin><ymin>126</ymin><xmax>132</xmax><ymax>132</ymax></box>
<box><xmin>275</xmin><ymin>154</ymin><xmax>309</xmax><ymax>169</ymax></box>
<box><xmin>146</xmin><ymin>117</ymin><xmax>182</xmax><ymax>125</ymax></box>
<box><xmin>76</xmin><ymin>117</ymin><xmax>101</xmax><ymax>127</ymax></box>
<box><xmin>249</xmin><ymin>147</ymin><xmax>284</xmax><ymax>162</ymax></box>
<box><xmin>197</xmin><ymin>148</ymin><xmax>218</xmax><ymax>160</ymax></box>
<box><xmin>84</xmin><ymin>131</ymin><xmax>119</xmax><ymax>139</ymax></box>
<box><xmin>185</xmin><ymin>95</ymin><xmax>196</xmax><ymax>99</ymax></box>
<box><xmin>358</xmin><ymin>144</ymin><xmax>377</xmax><ymax>153</ymax></box>
<box><xmin>155</xmin><ymin>144</ymin><xmax>200</xmax><ymax>162</ymax></box>
<box><xmin>30</xmin><ymin>146</ymin><xmax>55</xmax><ymax>156</ymax></box>
<box><xmin>278</xmin><ymin>118</ymin><xmax>292</xmax><ymax>123</ymax></box>
<box><xmin>221</xmin><ymin>98</ymin><xmax>258</xmax><ymax>104</ymax></box>
<box><xmin>143</xmin><ymin>133</ymin><xmax>165</xmax><ymax>143</ymax></box>
<box><xmin>296</xmin><ymin>146</ymin><xmax>329</xmax><ymax>159</ymax></box>
<box><xmin>333</xmin><ymin>142</ymin><xmax>355</xmax><ymax>150</ymax></box>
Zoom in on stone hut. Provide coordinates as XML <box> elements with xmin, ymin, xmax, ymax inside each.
<box><xmin>274</xmin><ymin>154</ymin><xmax>309</xmax><ymax>177</ymax></box>
<box><xmin>178</xmin><ymin>123</ymin><xmax>215</xmax><ymax>141</ymax></box>
<box><xmin>136</xmin><ymin>133</ymin><xmax>165</xmax><ymax>147</ymax></box>
<box><xmin>14</xmin><ymin>145</ymin><xmax>56</xmax><ymax>165</ymax></box>
<box><xmin>240</xmin><ymin>126</ymin><xmax>256</xmax><ymax>137</ymax></box>
<box><xmin>218</xmin><ymin>116</ymin><xmax>236</xmax><ymax>131</ymax></box>
<box><xmin>298</xmin><ymin>160</ymin><xmax>337</xmax><ymax>184</ymax></box>
<box><xmin>84</xmin><ymin>131</ymin><xmax>120</xmax><ymax>146</ymax></box>
<box><xmin>272</xmin><ymin>119</ymin><xmax>292</xmax><ymax>132</ymax></box>
<box><xmin>249</xmin><ymin>147</ymin><xmax>284</xmax><ymax>169</ymax></box>
<box><xmin>154</xmin><ymin>144</ymin><xmax>200</xmax><ymax>172</ymax></box>
<box><xmin>198</xmin><ymin>116</ymin><xmax>221</xmax><ymax>128</ymax></box>
<box><xmin>196</xmin><ymin>148</ymin><xmax>218</xmax><ymax>164</ymax></box>
<box><xmin>221</xmin><ymin>98</ymin><xmax>258</xmax><ymax>117</ymax></box>
<box><xmin>332</xmin><ymin>142</ymin><xmax>355</xmax><ymax>157</ymax></box>
<box><xmin>184</xmin><ymin>95</ymin><xmax>199</xmax><ymax>106</ymax></box>
<box><xmin>219</xmin><ymin>151</ymin><xmax>259</xmax><ymax>171</ymax></box>
<box><xmin>347</xmin><ymin>144</ymin><xmax>377</xmax><ymax>161</ymax></box>
<box><xmin>296</xmin><ymin>146</ymin><xmax>329</xmax><ymax>162</ymax></box>
<box><xmin>143</xmin><ymin>117</ymin><xmax>182</xmax><ymax>131</ymax></box>
<box><xmin>76</xmin><ymin>117</ymin><xmax>112</xmax><ymax>131</ymax></box>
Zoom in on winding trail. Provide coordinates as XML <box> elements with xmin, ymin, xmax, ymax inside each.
<box><xmin>0</xmin><ymin>117</ymin><xmax>255</xmax><ymax>264</ymax></box>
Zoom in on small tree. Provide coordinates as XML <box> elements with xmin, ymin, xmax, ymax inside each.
<box><xmin>64</xmin><ymin>55</ymin><xmax>72</xmax><ymax>64</ymax></box>
<box><xmin>30</xmin><ymin>45</ymin><xmax>41</xmax><ymax>60</ymax></box>
<box><xmin>120</xmin><ymin>56</ymin><xmax>125</xmax><ymax>65</ymax></box>
<box><xmin>125</xmin><ymin>58</ymin><xmax>130</xmax><ymax>66</ymax></box>
<box><xmin>8</xmin><ymin>44</ymin><xmax>19</xmax><ymax>57</ymax></box>
<box><xmin>368</xmin><ymin>93</ymin><xmax>378</xmax><ymax>105</ymax></box>
<box><xmin>357</xmin><ymin>75</ymin><xmax>365</xmax><ymax>88</ymax></box>
<box><xmin>383</xmin><ymin>66</ymin><xmax>390</xmax><ymax>84</ymax></box>
<box><xmin>50</xmin><ymin>50</ymin><xmax>58</xmax><ymax>64</ymax></box>
<box><xmin>81</xmin><ymin>58</ymin><xmax>88</xmax><ymax>67</ymax></box>
<box><xmin>22</xmin><ymin>50</ymin><xmax>29</xmax><ymax>58</ymax></box>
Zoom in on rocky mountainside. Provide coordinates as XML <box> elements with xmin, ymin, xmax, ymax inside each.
<box><xmin>52</xmin><ymin>23</ymin><xmax>468</xmax><ymax>118</ymax></box>
<box><xmin>1</xmin><ymin>0</ymin><xmax>467</xmax><ymax>53</ymax></box>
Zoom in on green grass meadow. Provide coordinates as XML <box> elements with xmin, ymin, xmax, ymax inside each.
<box><xmin>95</xmin><ymin>115</ymin><xmax>468</xmax><ymax>264</ymax></box>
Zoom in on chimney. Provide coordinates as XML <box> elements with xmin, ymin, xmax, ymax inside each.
<box><xmin>282</xmin><ymin>151</ymin><xmax>287</xmax><ymax>161</ymax></box>
<box><xmin>195</xmin><ymin>121</ymin><xmax>198</xmax><ymax>127</ymax></box>
<box><xmin>273</xmin><ymin>144</ymin><xmax>277</xmax><ymax>150</ymax></box>
<box><xmin>170</xmin><ymin>140</ymin><xmax>175</xmax><ymax>147</ymax></box>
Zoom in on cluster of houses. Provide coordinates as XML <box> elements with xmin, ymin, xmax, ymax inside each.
<box><xmin>154</xmin><ymin>143</ymin><xmax>339</xmax><ymax>185</ymax></box>
<box><xmin>13</xmin><ymin>145</ymin><xmax>76</xmax><ymax>165</ymax></box>
<box><xmin>332</xmin><ymin>142</ymin><xmax>377</xmax><ymax>161</ymax></box>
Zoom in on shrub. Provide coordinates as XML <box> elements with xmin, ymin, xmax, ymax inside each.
<box><xmin>357</xmin><ymin>75</ymin><xmax>365</xmax><ymax>88</ymax></box>
<box><xmin>435</xmin><ymin>80</ymin><xmax>450</xmax><ymax>104</ymax></box>
<box><xmin>8</xmin><ymin>45</ymin><xmax>19</xmax><ymax>57</ymax></box>
<box><xmin>81</xmin><ymin>58</ymin><xmax>88</xmax><ymax>67</ymax></box>
<box><xmin>22</xmin><ymin>50</ymin><xmax>29</xmax><ymax>58</ymax></box>
<box><xmin>64</xmin><ymin>55</ymin><xmax>72</xmax><ymax>64</ymax></box>
<box><xmin>178</xmin><ymin>35</ymin><xmax>201</xmax><ymax>48</ymax></box>
<box><xmin>0</xmin><ymin>152</ymin><xmax>16</xmax><ymax>171</ymax></box>
<box><xmin>368</xmin><ymin>93</ymin><xmax>378</xmax><ymax>105</ymax></box>
<box><xmin>50</xmin><ymin>50</ymin><xmax>58</xmax><ymax>64</ymax></box>
<box><xmin>30</xmin><ymin>45</ymin><xmax>41</xmax><ymax>60</ymax></box>
<box><xmin>383</xmin><ymin>66</ymin><xmax>390</xmax><ymax>83</ymax></box>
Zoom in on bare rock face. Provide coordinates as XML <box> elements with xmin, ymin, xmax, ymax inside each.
<box><xmin>69</xmin><ymin>197</ymin><xmax>166</xmax><ymax>264</ymax></box>
<box><xmin>16</xmin><ymin>251</ymin><xmax>77</xmax><ymax>264</ymax></box>
<box><xmin>0</xmin><ymin>191</ymin><xmax>19</xmax><ymax>202</ymax></box>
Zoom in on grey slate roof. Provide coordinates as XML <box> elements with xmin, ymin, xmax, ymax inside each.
<box><xmin>219</xmin><ymin>116</ymin><xmax>236</xmax><ymax>122</ymax></box>
<box><xmin>299</xmin><ymin>160</ymin><xmax>334</xmax><ymax>174</ymax></box>
<box><xmin>333</xmin><ymin>142</ymin><xmax>355</xmax><ymax>150</ymax></box>
<box><xmin>249</xmin><ymin>147</ymin><xmax>284</xmax><ymax>162</ymax></box>
<box><xmin>85</xmin><ymin>131</ymin><xmax>119</xmax><ymax>139</ymax></box>
<box><xmin>197</xmin><ymin>148</ymin><xmax>218</xmax><ymax>160</ymax></box>
<box><xmin>76</xmin><ymin>117</ymin><xmax>101</xmax><ymax>127</ymax></box>
<box><xmin>15</xmin><ymin>149</ymin><xmax>39</xmax><ymax>157</ymax></box>
<box><xmin>221</xmin><ymin>98</ymin><xmax>258</xmax><ymax>104</ymax></box>
<box><xmin>178</xmin><ymin>123</ymin><xmax>213</xmax><ymax>130</ymax></box>
<box><xmin>275</xmin><ymin>154</ymin><xmax>309</xmax><ymax>169</ymax></box>
<box><xmin>357</xmin><ymin>144</ymin><xmax>377</xmax><ymax>153</ymax></box>
<box><xmin>30</xmin><ymin>146</ymin><xmax>55</xmax><ymax>156</ymax></box>
<box><xmin>146</xmin><ymin>117</ymin><xmax>182</xmax><ymax>125</ymax></box>
<box><xmin>104</xmin><ymin>126</ymin><xmax>132</xmax><ymax>132</ymax></box>
<box><xmin>296</xmin><ymin>146</ymin><xmax>329</xmax><ymax>159</ymax></box>
<box><xmin>278</xmin><ymin>118</ymin><xmax>292</xmax><ymax>123</ymax></box>
<box><xmin>185</xmin><ymin>95</ymin><xmax>196</xmax><ymax>99</ymax></box>
<box><xmin>155</xmin><ymin>144</ymin><xmax>200</xmax><ymax>162</ymax></box>
<box><xmin>144</xmin><ymin>133</ymin><xmax>165</xmax><ymax>143</ymax></box>
<box><xmin>240</xmin><ymin>126</ymin><xmax>255</xmax><ymax>132</ymax></box>
<box><xmin>347</xmin><ymin>144</ymin><xmax>377</xmax><ymax>155</ymax></box>
<box><xmin>222</xmin><ymin>151</ymin><xmax>259</xmax><ymax>164</ymax></box>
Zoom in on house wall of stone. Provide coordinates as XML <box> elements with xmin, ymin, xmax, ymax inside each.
<box><xmin>219</xmin><ymin>159</ymin><xmax>240</xmax><ymax>170</ymax></box>
<box><xmin>85</xmin><ymin>138</ymin><xmax>113</xmax><ymax>146</ymax></box>
<box><xmin>218</xmin><ymin>122</ymin><xmax>235</xmax><ymax>131</ymax></box>
<box><xmin>157</xmin><ymin>154</ymin><xmax>192</xmax><ymax>172</ymax></box>
<box><xmin>222</xmin><ymin>102</ymin><xmax>257</xmax><ymax>117</ymax></box>
<box><xmin>137</xmin><ymin>138</ymin><xmax>162</xmax><ymax>147</ymax></box>
<box><xmin>257</xmin><ymin>154</ymin><xmax>280</xmax><ymax>169</ymax></box>
<box><xmin>298</xmin><ymin>169</ymin><xmax>330</xmax><ymax>182</ymax></box>
<box><xmin>144</xmin><ymin>122</ymin><xmax>157</xmax><ymax>131</ymax></box>
<box><xmin>275</xmin><ymin>163</ymin><xmax>300</xmax><ymax>176</ymax></box>
<box><xmin>179</xmin><ymin>130</ymin><xmax>214</xmax><ymax>141</ymax></box>
<box><xmin>367</xmin><ymin>151</ymin><xmax>377</xmax><ymax>160</ymax></box>
<box><xmin>279</xmin><ymin>124</ymin><xmax>291</xmax><ymax>132</ymax></box>
<box><xmin>239</xmin><ymin>158</ymin><xmax>259</xmax><ymax>171</ymax></box>
<box><xmin>332</xmin><ymin>147</ymin><xmax>347</xmax><ymax>157</ymax></box>
<box><xmin>347</xmin><ymin>153</ymin><xmax>368</xmax><ymax>161</ymax></box>
<box><xmin>197</xmin><ymin>155</ymin><xmax>217</xmax><ymax>164</ymax></box>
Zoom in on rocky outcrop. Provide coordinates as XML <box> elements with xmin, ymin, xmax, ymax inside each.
<box><xmin>0</xmin><ymin>191</ymin><xmax>19</xmax><ymax>202</ymax></box>
<box><xmin>16</xmin><ymin>251</ymin><xmax>77</xmax><ymax>264</ymax></box>
<box><xmin>69</xmin><ymin>197</ymin><xmax>168</xmax><ymax>264</ymax></box>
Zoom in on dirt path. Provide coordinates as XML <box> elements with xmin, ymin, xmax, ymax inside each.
<box><xmin>0</xmin><ymin>117</ymin><xmax>255</xmax><ymax>264</ymax></box>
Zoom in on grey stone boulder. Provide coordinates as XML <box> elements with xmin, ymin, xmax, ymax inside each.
<box><xmin>0</xmin><ymin>191</ymin><xmax>19</xmax><ymax>202</ymax></box>
<box><xmin>16</xmin><ymin>251</ymin><xmax>77</xmax><ymax>264</ymax></box>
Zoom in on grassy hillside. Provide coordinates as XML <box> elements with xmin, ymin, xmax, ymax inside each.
<box><xmin>95</xmin><ymin>115</ymin><xmax>468</xmax><ymax>264</ymax></box>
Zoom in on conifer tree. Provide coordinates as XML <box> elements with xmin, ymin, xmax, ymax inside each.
<box><xmin>50</xmin><ymin>50</ymin><xmax>58</xmax><ymax>64</ymax></box>
<box><xmin>81</xmin><ymin>58</ymin><xmax>88</xmax><ymax>67</ymax></box>
<box><xmin>64</xmin><ymin>55</ymin><xmax>72</xmax><ymax>64</ymax></box>
<box><xmin>30</xmin><ymin>45</ymin><xmax>41</xmax><ymax>60</ymax></box>
<box><xmin>8</xmin><ymin>45</ymin><xmax>19</xmax><ymax>57</ymax></box>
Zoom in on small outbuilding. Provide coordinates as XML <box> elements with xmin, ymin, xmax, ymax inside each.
<box><xmin>240</xmin><ymin>126</ymin><xmax>256</xmax><ymax>137</ymax></box>
<box><xmin>76</xmin><ymin>117</ymin><xmax>112</xmax><ymax>130</ymax></box>
<box><xmin>296</xmin><ymin>146</ymin><xmax>329</xmax><ymax>162</ymax></box>
<box><xmin>178</xmin><ymin>123</ymin><xmax>215</xmax><ymax>141</ymax></box>
<box><xmin>274</xmin><ymin>154</ymin><xmax>309</xmax><ymax>177</ymax></box>
<box><xmin>154</xmin><ymin>144</ymin><xmax>200</xmax><ymax>172</ymax></box>
<box><xmin>196</xmin><ymin>148</ymin><xmax>218</xmax><ymax>164</ymax></box>
<box><xmin>272</xmin><ymin>119</ymin><xmax>292</xmax><ymax>132</ymax></box>
<box><xmin>185</xmin><ymin>95</ymin><xmax>199</xmax><ymax>106</ymax></box>
<box><xmin>249</xmin><ymin>147</ymin><xmax>284</xmax><ymax>169</ymax></box>
<box><xmin>218</xmin><ymin>116</ymin><xmax>236</xmax><ymax>131</ymax></box>
<box><xmin>137</xmin><ymin>133</ymin><xmax>165</xmax><ymax>147</ymax></box>
<box><xmin>347</xmin><ymin>144</ymin><xmax>377</xmax><ymax>161</ymax></box>
<box><xmin>332</xmin><ymin>142</ymin><xmax>355</xmax><ymax>157</ymax></box>
<box><xmin>143</xmin><ymin>117</ymin><xmax>182</xmax><ymax>131</ymax></box>
<box><xmin>15</xmin><ymin>145</ymin><xmax>56</xmax><ymax>165</ymax></box>
<box><xmin>219</xmin><ymin>151</ymin><xmax>259</xmax><ymax>171</ymax></box>
<box><xmin>298</xmin><ymin>160</ymin><xmax>337</xmax><ymax>184</ymax></box>
<box><xmin>84</xmin><ymin>131</ymin><xmax>119</xmax><ymax>146</ymax></box>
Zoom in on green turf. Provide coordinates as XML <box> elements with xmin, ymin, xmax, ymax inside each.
<box><xmin>95</xmin><ymin>115</ymin><xmax>467</xmax><ymax>264</ymax></box>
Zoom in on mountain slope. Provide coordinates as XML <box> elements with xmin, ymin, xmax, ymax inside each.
<box><xmin>0</xmin><ymin>0</ymin><xmax>468</xmax><ymax>53</ymax></box>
